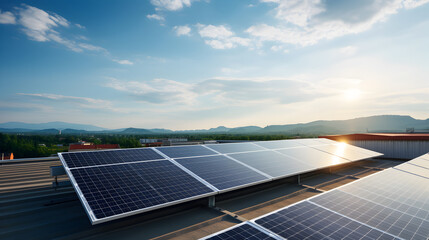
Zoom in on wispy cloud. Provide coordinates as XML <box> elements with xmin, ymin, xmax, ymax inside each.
<box><xmin>247</xmin><ymin>0</ymin><xmax>429</xmax><ymax>47</ymax></box>
<box><xmin>105</xmin><ymin>78</ymin><xmax>197</xmax><ymax>104</ymax></box>
<box><xmin>147</xmin><ymin>14</ymin><xmax>165</xmax><ymax>22</ymax></box>
<box><xmin>173</xmin><ymin>25</ymin><xmax>191</xmax><ymax>36</ymax></box>
<box><xmin>0</xmin><ymin>10</ymin><xmax>16</xmax><ymax>24</ymax></box>
<box><xmin>105</xmin><ymin>77</ymin><xmax>323</xmax><ymax>105</ymax></box>
<box><xmin>0</xmin><ymin>4</ymin><xmax>132</xmax><ymax>65</ymax></box>
<box><xmin>16</xmin><ymin>93</ymin><xmax>122</xmax><ymax>112</ymax></box>
<box><xmin>197</xmin><ymin>24</ymin><xmax>251</xmax><ymax>49</ymax></box>
<box><xmin>150</xmin><ymin>0</ymin><xmax>192</xmax><ymax>11</ymax></box>
<box><xmin>113</xmin><ymin>59</ymin><xmax>134</xmax><ymax>65</ymax></box>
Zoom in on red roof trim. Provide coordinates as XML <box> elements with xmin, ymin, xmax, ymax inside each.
<box><xmin>320</xmin><ymin>133</ymin><xmax>429</xmax><ymax>141</ymax></box>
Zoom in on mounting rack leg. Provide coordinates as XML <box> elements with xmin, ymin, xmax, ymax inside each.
<box><xmin>208</xmin><ymin>196</ymin><xmax>216</xmax><ymax>208</ymax></box>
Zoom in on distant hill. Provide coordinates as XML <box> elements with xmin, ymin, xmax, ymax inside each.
<box><xmin>0</xmin><ymin>115</ymin><xmax>428</xmax><ymax>135</ymax></box>
<box><xmin>262</xmin><ymin>115</ymin><xmax>429</xmax><ymax>134</ymax></box>
<box><xmin>0</xmin><ymin>121</ymin><xmax>106</xmax><ymax>131</ymax></box>
<box><xmin>120</xmin><ymin>128</ymin><xmax>153</xmax><ymax>134</ymax></box>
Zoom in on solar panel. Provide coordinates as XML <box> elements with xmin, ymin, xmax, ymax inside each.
<box><xmin>275</xmin><ymin>147</ymin><xmax>350</xmax><ymax>169</ymax></box>
<box><xmin>293</xmin><ymin>138</ymin><xmax>330</xmax><ymax>146</ymax></box>
<box><xmin>205</xmin><ymin>142</ymin><xmax>265</xmax><ymax>154</ymax></box>
<box><xmin>314</xmin><ymin>138</ymin><xmax>338</xmax><ymax>144</ymax></box>
<box><xmin>69</xmin><ymin>160</ymin><xmax>214</xmax><ymax>224</ymax></box>
<box><xmin>253</xmin><ymin>140</ymin><xmax>303</xmax><ymax>150</ymax></box>
<box><xmin>407</xmin><ymin>157</ymin><xmax>429</xmax><ymax>169</ymax></box>
<box><xmin>311</xmin><ymin>143</ymin><xmax>373</xmax><ymax>162</ymax></box>
<box><xmin>254</xmin><ymin>201</ymin><xmax>399</xmax><ymax>240</ymax></box>
<box><xmin>228</xmin><ymin>151</ymin><xmax>313</xmax><ymax>179</ymax></box>
<box><xmin>337</xmin><ymin>168</ymin><xmax>429</xmax><ymax>222</ymax></box>
<box><xmin>201</xmin><ymin>222</ymin><xmax>279</xmax><ymax>240</ymax></box>
<box><xmin>61</xmin><ymin>148</ymin><xmax>164</xmax><ymax>168</ymax></box>
<box><xmin>59</xmin><ymin>139</ymin><xmax>383</xmax><ymax>225</ymax></box>
<box><xmin>156</xmin><ymin>145</ymin><xmax>217</xmax><ymax>159</ymax></box>
<box><xmin>394</xmin><ymin>163</ymin><xmax>429</xmax><ymax>179</ymax></box>
<box><xmin>175</xmin><ymin>155</ymin><xmax>269</xmax><ymax>191</ymax></box>
<box><xmin>310</xmin><ymin>189</ymin><xmax>429</xmax><ymax>240</ymax></box>
<box><xmin>337</xmin><ymin>143</ymin><xmax>384</xmax><ymax>158</ymax></box>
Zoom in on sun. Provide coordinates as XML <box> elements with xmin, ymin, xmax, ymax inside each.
<box><xmin>344</xmin><ymin>89</ymin><xmax>361</xmax><ymax>101</ymax></box>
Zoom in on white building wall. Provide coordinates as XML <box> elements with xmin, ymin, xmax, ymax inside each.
<box><xmin>350</xmin><ymin>140</ymin><xmax>429</xmax><ymax>159</ymax></box>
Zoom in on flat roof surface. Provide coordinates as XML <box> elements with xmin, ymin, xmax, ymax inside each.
<box><xmin>0</xmin><ymin>158</ymin><xmax>403</xmax><ymax>240</ymax></box>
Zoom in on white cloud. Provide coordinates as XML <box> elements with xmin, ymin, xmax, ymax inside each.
<box><xmin>173</xmin><ymin>25</ymin><xmax>191</xmax><ymax>36</ymax></box>
<box><xmin>4</xmin><ymin>4</ymin><xmax>108</xmax><ymax>53</ymax></box>
<box><xmin>0</xmin><ymin>10</ymin><xmax>16</xmax><ymax>24</ymax></box>
<box><xmin>75</xmin><ymin>23</ymin><xmax>85</xmax><ymax>29</ymax></box>
<box><xmin>78</xmin><ymin>43</ymin><xmax>106</xmax><ymax>52</ymax></box>
<box><xmin>147</xmin><ymin>14</ymin><xmax>165</xmax><ymax>21</ymax></box>
<box><xmin>105</xmin><ymin>77</ymin><xmax>322</xmax><ymax>105</ymax></box>
<box><xmin>269</xmin><ymin>0</ymin><xmax>325</xmax><ymax>27</ymax></box>
<box><xmin>197</xmin><ymin>24</ymin><xmax>251</xmax><ymax>49</ymax></box>
<box><xmin>248</xmin><ymin>0</ymin><xmax>429</xmax><ymax>47</ymax></box>
<box><xmin>403</xmin><ymin>0</ymin><xmax>429</xmax><ymax>8</ymax></box>
<box><xmin>105</xmin><ymin>78</ymin><xmax>197</xmax><ymax>104</ymax></box>
<box><xmin>339</xmin><ymin>46</ymin><xmax>357</xmax><ymax>55</ymax></box>
<box><xmin>17</xmin><ymin>93</ymin><xmax>117</xmax><ymax>111</ymax></box>
<box><xmin>150</xmin><ymin>0</ymin><xmax>192</xmax><ymax>11</ymax></box>
<box><xmin>1</xmin><ymin>5</ymin><xmax>132</xmax><ymax>65</ymax></box>
<box><xmin>113</xmin><ymin>59</ymin><xmax>134</xmax><ymax>65</ymax></box>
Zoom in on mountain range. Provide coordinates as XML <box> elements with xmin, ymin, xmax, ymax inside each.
<box><xmin>0</xmin><ymin>115</ymin><xmax>428</xmax><ymax>135</ymax></box>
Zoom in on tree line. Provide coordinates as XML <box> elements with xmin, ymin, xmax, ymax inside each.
<box><xmin>0</xmin><ymin>132</ymin><xmax>315</xmax><ymax>158</ymax></box>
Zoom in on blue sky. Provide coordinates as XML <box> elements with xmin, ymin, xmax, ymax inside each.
<box><xmin>1</xmin><ymin>0</ymin><xmax>428</xmax><ymax>130</ymax></box>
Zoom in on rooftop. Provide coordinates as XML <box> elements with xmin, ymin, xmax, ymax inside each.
<box><xmin>0</xmin><ymin>157</ymin><xmax>403</xmax><ymax>239</ymax></box>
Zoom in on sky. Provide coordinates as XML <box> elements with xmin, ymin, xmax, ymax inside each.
<box><xmin>0</xmin><ymin>0</ymin><xmax>428</xmax><ymax>130</ymax></box>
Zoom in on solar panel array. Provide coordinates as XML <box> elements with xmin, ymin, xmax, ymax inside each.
<box><xmin>59</xmin><ymin>138</ymin><xmax>382</xmax><ymax>224</ymax></box>
<box><xmin>206</xmin><ymin>153</ymin><xmax>429</xmax><ymax>240</ymax></box>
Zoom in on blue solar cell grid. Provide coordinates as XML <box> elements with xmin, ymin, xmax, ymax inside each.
<box><xmin>228</xmin><ymin>151</ymin><xmax>313</xmax><ymax>179</ymax></box>
<box><xmin>253</xmin><ymin>140</ymin><xmax>303</xmax><ymax>150</ymax></box>
<box><xmin>310</xmin><ymin>189</ymin><xmax>429</xmax><ymax>240</ymax></box>
<box><xmin>61</xmin><ymin>148</ymin><xmax>164</xmax><ymax>168</ymax></box>
<box><xmin>255</xmin><ymin>201</ymin><xmax>399</xmax><ymax>240</ymax></box>
<box><xmin>203</xmin><ymin>223</ymin><xmax>278</xmax><ymax>240</ymax></box>
<box><xmin>175</xmin><ymin>155</ymin><xmax>268</xmax><ymax>191</ymax></box>
<box><xmin>156</xmin><ymin>145</ymin><xmax>217</xmax><ymax>159</ymax></box>
<box><xmin>205</xmin><ymin>142</ymin><xmax>265</xmax><ymax>154</ymax></box>
<box><xmin>71</xmin><ymin>160</ymin><xmax>214</xmax><ymax>221</ymax></box>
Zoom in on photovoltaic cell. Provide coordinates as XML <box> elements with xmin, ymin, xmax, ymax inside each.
<box><xmin>342</xmin><ymin>144</ymin><xmax>383</xmax><ymax>158</ymax></box>
<box><xmin>205</xmin><ymin>142</ymin><xmax>265</xmax><ymax>154</ymax></box>
<box><xmin>338</xmin><ymin>168</ymin><xmax>429</xmax><ymax>222</ymax></box>
<box><xmin>62</xmin><ymin>148</ymin><xmax>164</xmax><ymax>168</ymax></box>
<box><xmin>71</xmin><ymin>160</ymin><xmax>214</xmax><ymax>222</ymax></box>
<box><xmin>311</xmin><ymin>144</ymin><xmax>372</xmax><ymax>162</ymax></box>
<box><xmin>202</xmin><ymin>223</ymin><xmax>278</xmax><ymax>240</ymax></box>
<box><xmin>228</xmin><ymin>151</ymin><xmax>313</xmax><ymax>178</ymax></box>
<box><xmin>59</xmin><ymin>138</ymin><xmax>384</xmax><ymax>225</ymax></box>
<box><xmin>175</xmin><ymin>155</ymin><xmax>268</xmax><ymax>190</ymax></box>
<box><xmin>275</xmin><ymin>147</ymin><xmax>350</xmax><ymax>169</ymax></box>
<box><xmin>156</xmin><ymin>145</ymin><xmax>217</xmax><ymax>159</ymax></box>
<box><xmin>408</xmin><ymin>157</ymin><xmax>429</xmax><ymax>169</ymax></box>
<box><xmin>310</xmin><ymin>189</ymin><xmax>429</xmax><ymax>240</ymax></box>
<box><xmin>253</xmin><ymin>140</ymin><xmax>303</xmax><ymax>150</ymax></box>
<box><xmin>315</xmin><ymin>138</ymin><xmax>337</xmax><ymax>144</ymax></box>
<box><xmin>394</xmin><ymin>163</ymin><xmax>429</xmax><ymax>179</ymax></box>
<box><xmin>254</xmin><ymin>201</ymin><xmax>398</xmax><ymax>240</ymax></box>
<box><xmin>292</xmin><ymin>138</ymin><xmax>330</xmax><ymax>147</ymax></box>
